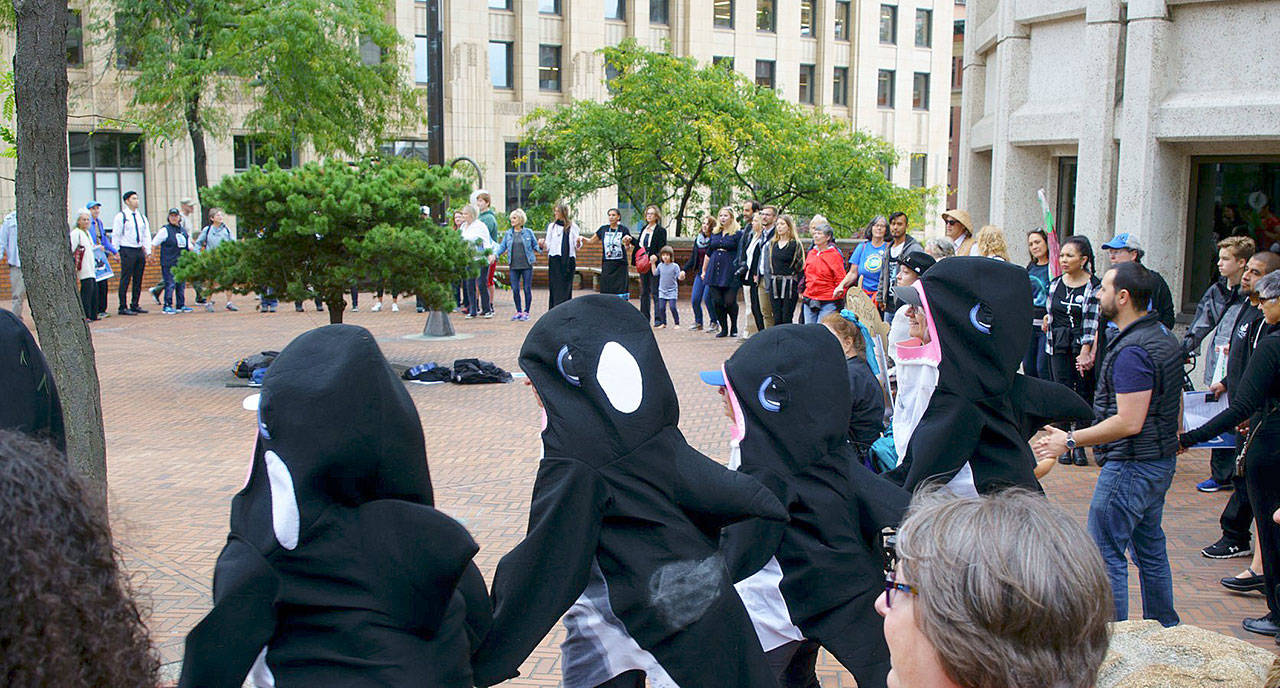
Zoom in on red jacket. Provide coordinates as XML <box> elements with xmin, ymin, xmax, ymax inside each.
<box><xmin>802</xmin><ymin>245</ymin><xmax>846</xmax><ymax>301</ymax></box>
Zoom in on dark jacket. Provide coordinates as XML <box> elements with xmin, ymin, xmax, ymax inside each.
<box><xmin>705</xmin><ymin>231</ymin><xmax>742</xmax><ymax>288</ymax></box>
<box><xmin>1093</xmin><ymin>314</ymin><xmax>1183</xmax><ymax>463</ymax></box>
<box><xmin>1183</xmin><ymin>276</ymin><xmax>1245</xmax><ymax>384</ymax></box>
<box><xmin>877</xmin><ymin>235</ymin><xmax>923</xmax><ymax>309</ymax></box>
<box><xmin>1182</xmin><ymin>332</ymin><xmax>1280</xmax><ymax>447</ymax></box>
<box><xmin>683</xmin><ymin>233</ymin><xmax>710</xmax><ymax>274</ymax></box>
<box><xmin>1148</xmin><ymin>268</ymin><xmax>1176</xmax><ymax>330</ymax></box>
<box><xmin>633</xmin><ymin>223</ymin><xmax>666</xmax><ymax>268</ymax></box>
<box><xmin>846</xmin><ymin>356</ymin><xmax>885</xmax><ymax>447</ymax></box>
<box><xmin>158</xmin><ymin>222</ymin><xmax>189</xmax><ymax>268</ymax></box>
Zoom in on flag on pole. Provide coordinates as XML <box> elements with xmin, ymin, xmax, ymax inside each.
<box><xmin>1037</xmin><ymin>188</ymin><xmax>1063</xmax><ymax>279</ymax></box>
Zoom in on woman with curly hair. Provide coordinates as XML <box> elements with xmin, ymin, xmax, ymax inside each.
<box><xmin>0</xmin><ymin>430</ymin><xmax>158</xmax><ymax>687</ymax></box>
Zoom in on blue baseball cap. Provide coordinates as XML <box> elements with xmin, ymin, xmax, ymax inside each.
<box><xmin>699</xmin><ymin>370</ymin><xmax>725</xmax><ymax>386</ymax></box>
<box><xmin>86</xmin><ymin>200</ymin><xmax>101</xmax><ymax>209</ymax></box>
<box><xmin>1102</xmin><ymin>233</ymin><xmax>1142</xmax><ymax>252</ymax></box>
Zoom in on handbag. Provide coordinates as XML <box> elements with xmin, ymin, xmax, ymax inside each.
<box><xmin>634</xmin><ymin>246</ymin><xmax>652</xmax><ymax>274</ymax></box>
<box><xmin>73</xmin><ymin>245</ymin><xmax>86</xmax><ymax>272</ymax></box>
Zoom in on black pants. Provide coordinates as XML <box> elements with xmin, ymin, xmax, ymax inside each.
<box><xmin>548</xmin><ymin>255</ymin><xmax>574</xmax><ymax>309</ymax></box>
<box><xmin>708</xmin><ymin>285</ymin><xmax>739</xmax><ymax>334</ymax></box>
<box><xmin>79</xmin><ymin>277</ymin><xmax>97</xmax><ymax>320</ymax></box>
<box><xmin>639</xmin><ymin>271</ymin><xmax>655</xmax><ymax>323</ymax></box>
<box><xmin>771</xmin><ymin>294</ymin><xmax>798</xmax><ymax>325</ymax></box>
<box><xmin>1211</xmin><ymin>448</ymin><xmax>1236</xmax><ymax>484</ymax></box>
<box><xmin>1221</xmin><ymin>467</ymin><xmax>1254</xmax><ymax>544</ymax></box>
<box><xmin>95</xmin><ymin>277</ymin><xmax>109</xmax><ymax>314</ymax></box>
<box><xmin>746</xmin><ymin>280</ymin><xmax>766</xmax><ymax>331</ymax></box>
<box><xmin>117</xmin><ymin>246</ymin><xmax>145</xmax><ymax>311</ymax></box>
<box><xmin>293</xmin><ymin>298</ymin><xmax>322</xmax><ymax>310</ymax></box>
<box><xmin>1244</xmin><ymin>423</ymin><xmax>1280</xmax><ymax>618</ymax></box>
<box><xmin>766</xmin><ymin>639</ymin><xmax>821</xmax><ymax>688</ymax></box>
<box><xmin>1049</xmin><ymin>344</ymin><xmax>1095</xmax><ymax>413</ymax></box>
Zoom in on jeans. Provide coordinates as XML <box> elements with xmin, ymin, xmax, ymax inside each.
<box><xmin>161</xmin><ymin>264</ymin><xmax>185</xmax><ymax>308</ymax></box>
<box><xmin>691</xmin><ymin>274</ymin><xmax>711</xmax><ymax>326</ymax></box>
<box><xmin>510</xmin><ymin>267</ymin><xmax>532</xmax><ymax>313</ymax></box>
<box><xmin>1087</xmin><ymin>456</ymin><xmax>1180</xmax><ymax>627</ymax></box>
<box><xmin>801</xmin><ymin>299</ymin><xmax>839</xmax><ymax>324</ymax></box>
<box><xmin>1024</xmin><ymin>327</ymin><xmax>1050</xmax><ymax>378</ymax></box>
<box><xmin>655</xmin><ymin>297</ymin><xmax>679</xmax><ymax>326</ymax></box>
<box><xmin>463</xmin><ymin>272</ymin><xmax>491</xmax><ymax>315</ymax></box>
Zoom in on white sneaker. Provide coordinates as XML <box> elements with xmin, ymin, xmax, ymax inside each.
<box><xmin>391</xmin><ymin>303</ymin><xmax>399</xmax><ymax>312</ymax></box>
<box><xmin>672</xmin><ymin>324</ymin><xmax>681</xmax><ymax>329</ymax></box>
<box><xmin>371</xmin><ymin>302</ymin><xmax>382</xmax><ymax>312</ymax></box>
<box><xmin>352</xmin><ymin>306</ymin><xmax>359</xmax><ymax>312</ymax></box>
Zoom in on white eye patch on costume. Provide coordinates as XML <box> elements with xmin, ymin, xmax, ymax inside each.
<box><xmin>597</xmin><ymin>341</ymin><xmax>643</xmax><ymax>413</ymax></box>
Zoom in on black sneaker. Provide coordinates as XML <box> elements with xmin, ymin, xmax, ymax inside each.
<box><xmin>130</xmin><ymin>306</ymin><xmax>148</xmax><ymax>314</ymax></box>
<box><xmin>1202</xmin><ymin>537</ymin><xmax>1253</xmax><ymax>559</ymax></box>
<box><xmin>117</xmin><ymin>308</ymin><xmax>137</xmax><ymax>316</ymax></box>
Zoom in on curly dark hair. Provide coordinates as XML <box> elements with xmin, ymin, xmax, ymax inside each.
<box><xmin>0</xmin><ymin>430</ymin><xmax>159</xmax><ymax>687</ymax></box>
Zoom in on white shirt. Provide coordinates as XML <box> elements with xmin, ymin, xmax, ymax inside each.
<box><xmin>112</xmin><ymin>208</ymin><xmax>152</xmax><ymax>254</ymax></box>
<box><xmin>545</xmin><ymin>221</ymin><xmax>583</xmax><ymax>258</ymax></box>
<box><xmin>460</xmin><ymin>219</ymin><xmax>493</xmax><ymax>251</ymax></box>
<box><xmin>70</xmin><ymin>228</ymin><xmax>96</xmax><ymax>280</ymax></box>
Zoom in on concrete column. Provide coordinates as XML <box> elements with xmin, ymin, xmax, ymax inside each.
<box><xmin>1112</xmin><ymin>0</ymin><xmax>1186</xmax><ymax>305</ymax></box>
<box><xmin>1072</xmin><ymin>0</ymin><xmax>1122</xmax><ymax>246</ymax></box>
<box><xmin>443</xmin><ymin>2</ymin><xmax>493</xmax><ymax>169</ymax></box>
<box><xmin>983</xmin><ymin>6</ymin><xmax>1042</xmax><ymax>234</ymax></box>
<box><xmin>956</xmin><ymin>13</ymin><xmax>987</xmax><ymax>217</ymax></box>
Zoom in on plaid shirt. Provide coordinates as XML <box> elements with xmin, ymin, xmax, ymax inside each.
<box><xmin>1045</xmin><ymin>275</ymin><xmax>1101</xmax><ymax>354</ymax></box>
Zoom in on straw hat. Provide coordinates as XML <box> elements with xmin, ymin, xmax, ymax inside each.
<box><xmin>941</xmin><ymin>209</ymin><xmax>973</xmax><ymax>233</ymax></box>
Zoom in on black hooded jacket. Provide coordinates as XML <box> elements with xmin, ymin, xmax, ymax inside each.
<box><xmin>179</xmin><ymin>325</ymin><xmax>489</xmax><ymax>688</ymax></box>
<box><xmin>883</xmin><ymin>258</ymin><xmax>1094</xmax><ymax>493</ymax></box>
<box><xmin>0</xmin><ymin>309</ymin><xmax>65</xmax><ymax>450</ymax></box>
<box><xmin>719</xmin><ymin>324</ymin><xmax>908</xmax><ymax>688</ymax></box>
<box><xmin>471</xmin><ymin>295</ymin><xmax>787</xmax><ymax>688</ymax></box>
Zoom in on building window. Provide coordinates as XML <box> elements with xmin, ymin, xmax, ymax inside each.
<box><xmin>714</xmin><ymin>0</ymin><xmax>734</xmax><ymax>29</ymax></box>
<box><xmin>798</xmin><ymin>64</ymin><xmax>815</xmax><ymax>104</ymax></box>
<box><xmin>68</xmin><ymin>132</ymin><xmax>144</xmax><ymax>223</ymax></box>
<box><xmin>757</xmin><ymin>0</ymin><xmax>776</xmax><ymax>32</ymax></box>
<box><xmin>910</xmin><ymin>153</ymin><xmax>927</xmax><ymax>188</ymax></box>
<box><xmin>799</xmin><ymin>0</ymin><xmax>814</xmax><ymax>36</ymax></box>
<box><xmin>755</xmin><ymin>60</ymin><xmax>775</xmax><ymax>89</ymax></box>
<box><xmin>951</xmin><ymin>55</ymin><xmax>963</xmax><ymax>90</ymax></box>
<box><xmin>879</xmin><ymin>5</ymin><xmax>897</xmax><ymax>44</ymax></box>
<box><xmin>713</xmin><ymin>55</ymin><xmax>735</xmax><ymax>71</ymax></box>
<box><xmin>489</xmin><ymin>41</ymin><xmax>513</xmax><ymax>89</ymax></box>
<box><xmin>912</xmin><ymin>72</ymin><xmax>929</xmax><ymax>109</ymax></box>
<box><xmin>539</xmin><ymin>45</ymin><xmax>562</xmax><ymax>91</ymax></box>
<box><xmin>877</xmin><ymin>69</ymin><xmax>895</xmax><ymax>107</ymax></box>
<box><xmin>115</xmin><ymin>14</ymin><xmax>142</xmax><ymax>70</ymax></box>
<box><xmin>414</xmin><ymin>35</ymin><xmax>430</xmax><ymax>85</ymax></box>
<box><xmin>379</xmin><ymin>139</ymin><xmax>431</xmax><ymax>162</ymax></box>
<box><xmin>832</xmin><ymin>66</ymin><xmax>848</xmax><ymax>106</ymax></box>
<box><xmin>67</xmin><ymin>9</ymin><xmax>84</xmax><ymax>66</ymax></box>
<box><xmin>358</xmin><ymin>36</ymin><xmax>384</xmax><ymax>66</ymax></box>
<box><xmin>915</xmin><ymin>9</ymin><xmax>932</xmax><ymax>47</ymax></box>
<box><xmin>650</xmin><ymin>0</ymin><xmax>668</xmax><ymax>24</ymax></box>
<box><xmin>883</xmin><ymin>160</ymin><xmax>893</xmax><ymax>182</ymax></box>
<box><xmin>234</xmin><ymin>136</ymin><xmax>294</xmax><ymax>173</ymax></box>
<box><xmin>505</xmin><ymin>142</ymin><xmax>543</xmax><ymax>211</ymax></box>
<box><xmin>605</xmin><ymin>0</ymin><xmax>625</xmax><ymax>21</ymax></box>
<box><xmin>539</xmin><ymin>0</ymin><xmax>560</xmax><ymax>14</ymax></box>
<box><xmin>488</xmin><ymin>0</ymin><xmax>511</xmax><ymax>9</ymax></box>
<box><xmin>834</xmin><ymin>0</ymin><xmax>850</xmax><ymax>40</ymax></box>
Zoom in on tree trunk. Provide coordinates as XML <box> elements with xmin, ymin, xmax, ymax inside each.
<box><xmin>14</xmin><ymin>0</ymin><xmax>109</xmax><ymax>491</ymax></box>
<box><xmin>324</xmin><ymin>293</ymin><xmax>345</xmax><ymax>324</ymax></box>
<box><xmin>186</xmin><ymin>94</ymin><xmax>211</xmax><ymax>228</ymax></box>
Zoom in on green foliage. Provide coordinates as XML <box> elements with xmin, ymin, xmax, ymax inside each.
<box><xmin>105</xmin><ymin>0</ymin><xmax>421</xmax><ymax>159</ymax></box>
<box><xmin>0</xmin><ymin>71</ymin><xmax>14</xmax><ymax>159</ymax></box>
<box><xmin>523</xmin><ymin>39</ymin><xmax>934</xmax><ymax>237</ymax></box>
<box><xmin>176</xmin><ymin>157</ymin><xmax>472</xmax><ymax>321</ymax></box>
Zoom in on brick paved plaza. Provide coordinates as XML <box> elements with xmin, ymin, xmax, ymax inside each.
<box><xmin>77</xmin><ymin>284</ymin><xmax>1276</xmax><ymax>685</ymax></box>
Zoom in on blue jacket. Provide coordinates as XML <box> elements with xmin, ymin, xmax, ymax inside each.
<box><xmin>495</xmin><ymin>227</ymin><xmax>541</xmax><ymax>266</ymax></box>
<box><xmin>90</xmin><ymin>216</ymin><xmax>117</xmax><ymax>255</ymax></box>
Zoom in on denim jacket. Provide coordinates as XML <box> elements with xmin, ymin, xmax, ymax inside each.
<box><xmin>496</xmin><ymin>227</ymin><xmax>541</xmax><ymax>265</ymax></box>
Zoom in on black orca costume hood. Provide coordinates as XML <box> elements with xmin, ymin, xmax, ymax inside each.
<box><xmin>472</xmin><ymin>294</ymin><xmax>787</xmax><ymax>688</ymax></box>
<box><xmin>884</xmin><ymin>257</ymin><xmax>1093</xmax><ymax>493</ymax></box>
<box><xmin>719</xmin><ymin>324</ymin><xmax>908</xmax><ymax>688</ymax></box>
<box><xmin>179</xmin><ymin>324</ymin><xmax>489</xmax><ymax>688</ymax></box>
<box><xmin>0</xmin><ymin>309</ymin><xmax>65</xmax><ymax>450</ymax></box>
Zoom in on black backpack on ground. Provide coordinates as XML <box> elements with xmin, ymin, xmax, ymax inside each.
<box><xmin>403</xmin><ymin>362</ymin><xmax>453</xmax><ymax>382</ymax></box>
<box><xmin>233</xmin><ymin>351</ymin><xmax>279</xmax><ymax>378</ymax></box>
<box><xmin>451</xmin><ymin>358</ymin><xmax>512</xmax><ymax>384</ymax></box>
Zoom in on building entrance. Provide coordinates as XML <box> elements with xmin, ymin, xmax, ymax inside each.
<box><xmin>1187</xmin><ymin>159</ymin><xmax>1280</xmax><ymax>302</ymax></box>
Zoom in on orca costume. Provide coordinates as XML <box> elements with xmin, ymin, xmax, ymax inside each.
<box><xmin>0</xmin><ymin>308</ymin><xmax>65</xmax><ymax>450</ymax></box>
<box><xmin>471</xmin><ymin>294</ymin><xmax>788</xmax><ymax>688</ymax></box>
<box><xmin>179</xmin><ymin>325</ymin><xmax>490</xmax><ymax>688</ymax></box>
<box><xmin>883</xmin><ymin>258</ymin><xmax>1093</xmax><ymax>493</ymax></box>
<box><xmin>719</xmin><ymin>324</ymin><xmax>909</xmax><ymax>688</ymax></box>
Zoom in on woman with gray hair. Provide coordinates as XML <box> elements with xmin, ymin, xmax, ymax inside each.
<box><xmin>800</xmin><ymin>222</ymin><xmax>846</xmax><ymax>323</ymax></box>
<box><xmin>876</xmin><ymin>488</ymin><xmax>1112</xmax><ymax>688</ymax></box>
<box><xmin>1182</xmin><ymin>269</ymin><xmax>1280</xmax><ymax>638</ymax></box>
<box><xmin>923</xmin><ymin>236</ymin><xmax>955</xmax><ymax>260</ymax></box>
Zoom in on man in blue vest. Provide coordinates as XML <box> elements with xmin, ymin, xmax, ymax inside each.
<box><xmin>1036</xmin><ymin>261</ymin><xmax>1182</xmax><ymax>627</ymax></box>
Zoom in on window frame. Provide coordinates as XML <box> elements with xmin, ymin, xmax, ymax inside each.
<box><xmin>915</xmin><ymin>8</ymin><xmax>933</xmax><ymax>48</ymax></box>
<box><xmin>379</xmin><ymin>140</ymin><xmax>431</xmax><ymax>162</ymax></box>
<box><xmin>488</xmin><ymin>0</ymin><xmax>512</xmax><ymax>10</ymax></box>
<box><xmin>539</xmin><ymin>44</ymin><xmax>563</xmax><ymax>92</ymax></box>
<box><xmin>833</xmin><ymin>0</ymin><xmax>851</xmax><ymax>41</ymax></box>
<box><xmin>605</xmin><ymin>0</ymin><xmax>626</xmax><ymax>21</ymax></box>
<box><xmin>413</xmin><ymin>35</ymin><xmax>430</xmax><ymax>85</ymax></box>
<box><xmin>879</xmin><ymin>4</ymin><xmax>898</xmax><ymax>45</ymax></box>
<box><xmin>489</xmin><ymin>41</ymin><xmax>514</xmax><ymax>90</ymax></box>
<box><xmin>68</xmin><ymin>132</ymin><xmax>145</xmax><ymax>223</ymax></box>
<box><xmin>877</xmin><ymin>69</ymin><xmax>896</xmax><ymax>108</ymax></box>
<box><xmin>66</xmin><ymin>9</ymin><xmax>84</xmax><ymax>67</ymax></box>
<box><xmin>650</xmin><ymin>0</ymin><xmax>669</xmax><ymax>24</ymax></box>
<box><xmin>505</xmin><ymin>141</ymin><xmax>544</xmax><ymax>212</ymax></box>
<box><xmin>714</xmin><ymin>0</ymin><xmax>735</xmax><ymax>29</ymax></box>
<box><xmin>755</xmin><ymin>59</ymin><xmax>776</xmax><ymax>89</ymax></box>
<box><xmin>912</xmin><ymin>72</ymin><xmax>930</xmax><ymax>110</ymax></box>
<box><xmin>756</xmin><ymin>0</ymin><xmax>776</xmax><ymax>33</ymax></box>
<box><xmin>798</xmin><ymin>63</ymin><xmax>815</xmax><ymax>104</ymax></box>
<box><xmin>539</xmin><ymin>0</ymin><xmax>561</xmax><ymax>15</ymax></box>
<box><xmin>233</xmin><ymin>135</ymin><xmax>294</xmax><ymax>173</ymax></box>
<box><xmin>910</xmin><ymin>153</ymin><xmax>927</xmax><ymax>188</ymax></box>
<box><xmin>799</xmin><ymin>0</ymin><xmax>814</xmax><ymax>36</ymax></box>
<box><xmin>832</xmin><ymin>66</ymin><xmax>849</xmax><ymax>106</ymax></box>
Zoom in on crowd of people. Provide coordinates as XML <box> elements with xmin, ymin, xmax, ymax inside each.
<box><xmin>9</xmin><ymin>192</ymin><xmax>1280</xmax><ymax>687</ymax></box>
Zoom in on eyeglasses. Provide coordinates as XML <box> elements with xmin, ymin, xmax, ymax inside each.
<box><xmin>883</xmin><ymin>572</ymin><xmax>918</xmax><ymax>608</ymax></box>
<box><xmin>1261</xmin><ymin>295</ymin><xmax>1280</xmax><ymax>305</ymax></box>
<box><xmin>944</xmin><ymin>219</ymin><xmax>958</xmax><ymax>226</ymax></box>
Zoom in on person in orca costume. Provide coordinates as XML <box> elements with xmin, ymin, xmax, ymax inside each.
<box><xmin>0</xmin><ymin>308</ymin><xmax>65</xmax><ymax>450</ymax></box>
<box><xmin>883</xmin><ymin>257</ymin><xmax>1094</xmax><ymax>494</ymax></box>
<box><xmin>710</xmin><ymin>324</ymin><xmax>909</xmax><ymax>688</ymax></box>
<box><xmin>178</xmin><ymin>324</ymin><xmax>490</xmax><ymax>688</ymax></box>
<box><xmin>471</xmin><ymin>294</ymin><xmax>788</xmax><ymax>688</ymax></box>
